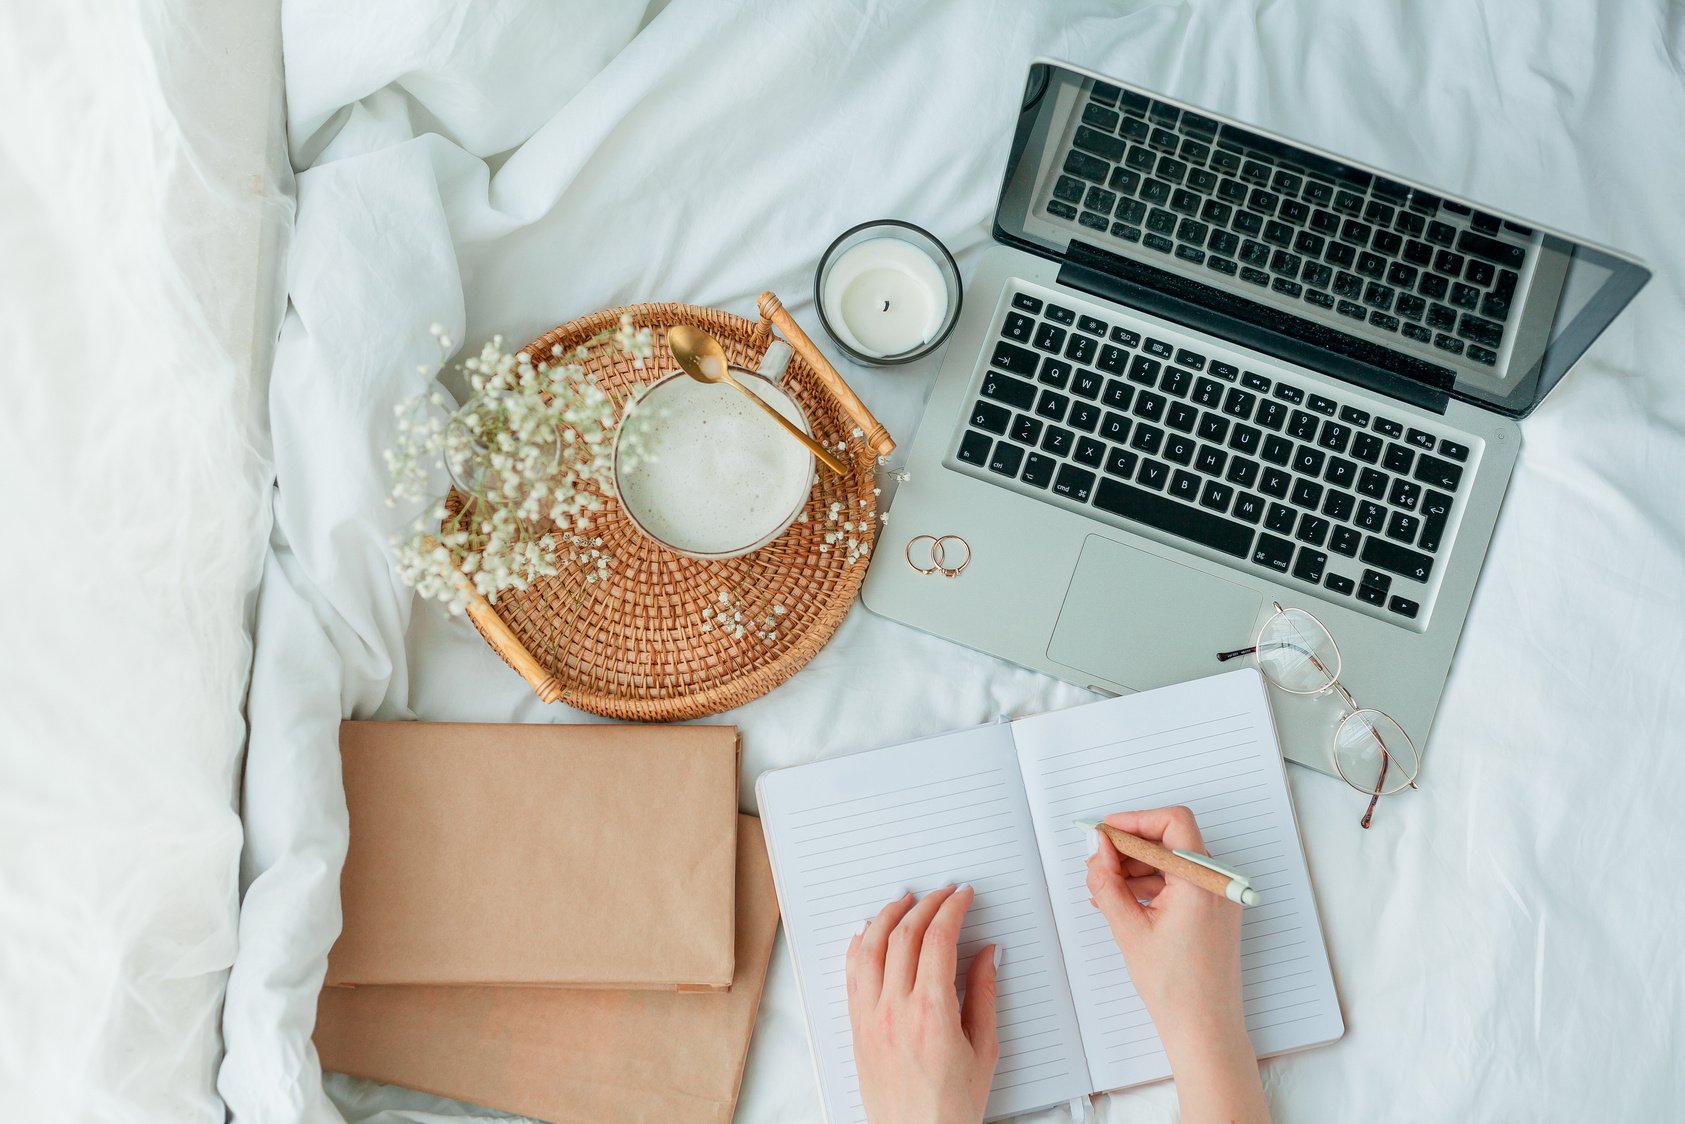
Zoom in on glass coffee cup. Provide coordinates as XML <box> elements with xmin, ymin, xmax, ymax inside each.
<box><xmin>611</xmin><ymin>345</ymin><xmax>816</xmax><ymax>559</ymax></box>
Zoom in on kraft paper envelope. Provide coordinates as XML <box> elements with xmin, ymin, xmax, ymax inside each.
<box><xmin>315</xmin><ymin>814</ymin><xmax>780</xmax><ymax>1124</ymax></box>
<box><xmin>327</xmin><ymin>721</ymin><xmax>738</xmax><ymax>989</ymax></box>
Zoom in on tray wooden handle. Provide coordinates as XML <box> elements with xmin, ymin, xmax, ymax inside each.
<box><xmin>758</xmin><ymin>291</ymin><xmax>895</xmax><ymax>458</ymax></box>
<box><xmin>428</xmin><ymin>538</ymin><xmax>563</xmax><ymax>703</ymax></box>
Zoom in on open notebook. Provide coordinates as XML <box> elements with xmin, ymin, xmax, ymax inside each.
<box><xmin>756</xmin><ymin>669</ymin><xmax>1342</xmax><ymax>1122</ymax></box>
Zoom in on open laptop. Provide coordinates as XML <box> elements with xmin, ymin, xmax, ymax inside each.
<box><xmin>861</xmin><ymin>59</ymin><xmax>1649</xmax><ymax>777</ymax></box>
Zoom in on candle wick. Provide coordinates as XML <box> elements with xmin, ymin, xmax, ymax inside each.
<box><xmin>882</xmin><ymin>300</ymin><xmax>890</xmax><ymax>312</ymax></box>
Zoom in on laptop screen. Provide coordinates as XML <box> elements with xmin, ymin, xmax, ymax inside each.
<box><xmin>994</xmin><ymin>61</ymin><xmax>1649</xmax><ymax>418</ymax></box>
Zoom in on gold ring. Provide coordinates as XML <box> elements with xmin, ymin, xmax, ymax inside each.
<box><xmin>934</xmin><ymin>535</ymin><xmax>971</xmax><ymax>578</ymax></box>
<box><xmin>904</xmin><ymin>535</ymin><xmax>942</xmax><ymax>575</ymax></box>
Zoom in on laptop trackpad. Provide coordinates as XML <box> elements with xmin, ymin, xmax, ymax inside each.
<box><xmin>1048</xmin><ymin>535</ymin><xmax>1262</xmax><ymax>691</ymax></box>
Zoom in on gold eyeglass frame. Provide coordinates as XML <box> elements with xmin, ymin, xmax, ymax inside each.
<box><xmin>1218</xmin><ymin>601</ymin><xmax>1420</xmax><ymax>829</ymax></box>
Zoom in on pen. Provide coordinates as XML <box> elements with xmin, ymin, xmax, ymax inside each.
<box><xmin>1074</xmin><ymin>819</ymin><xmax>1260</xmax><ymax>907</ymax></box>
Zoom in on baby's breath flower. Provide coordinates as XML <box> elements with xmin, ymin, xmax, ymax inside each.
<box><xmin>387</xmin><ymin>324</ymin><xmax>648</xmax><ymax>613</ymax></box>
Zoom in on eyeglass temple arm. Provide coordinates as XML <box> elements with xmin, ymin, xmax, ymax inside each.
<box><xmin>1215</xmin><ymin>645</ymin><xmax>1257</xmax><ymax>662</ymax></box>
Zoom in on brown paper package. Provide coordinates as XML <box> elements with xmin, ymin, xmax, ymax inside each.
<box><xmin>328</xmin><ymin>721</ymin><xmax>738</xmax><ymax>989</ymax></box>
<box><xmin>315</xmin><ymin>814</ymin><xmax>780</xmax><ymax>1124</ymax></box>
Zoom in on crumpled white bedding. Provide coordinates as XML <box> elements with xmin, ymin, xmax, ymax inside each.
<box><xmin>219</xmin><ymin>2</ymin><xmax>1685</xmax><ymax>1122</ymax></box>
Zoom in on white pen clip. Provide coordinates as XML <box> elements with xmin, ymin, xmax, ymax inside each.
<box><xmin>1173</xmin><ymin>849</ymin><xmax>1260</xmax><ymax>906</ymax></box>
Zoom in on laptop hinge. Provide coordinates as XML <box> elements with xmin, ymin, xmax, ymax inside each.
<box><xmin>1057</xmin><ymin>240</ymin><xmax>1453</xmax><ymax>415</ymax></box>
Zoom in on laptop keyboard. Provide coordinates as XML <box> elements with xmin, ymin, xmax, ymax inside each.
<box><xmin>1046</xmin><ymin>83</ymin><xmax>1529</xmax><ymax>368</ymax></box>
<box><xmin>953</xmin><ymin>288</ymin><xmax>1479</xmax><ymax>625</ymax></box>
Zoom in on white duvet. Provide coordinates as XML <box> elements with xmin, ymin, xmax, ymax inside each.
<box><xmin>8</xmin><ymin>1</ymin><xmax>1683</xmax><ymax>1122</ymax></box>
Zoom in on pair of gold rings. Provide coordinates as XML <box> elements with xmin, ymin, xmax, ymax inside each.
<box><xmin>904</xmin><ymin>534</ymin><xmax>971</xmax><ymax>578</ymax></box>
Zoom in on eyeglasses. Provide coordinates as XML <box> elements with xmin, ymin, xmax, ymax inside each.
<box><xmin>1217</xmin><ymin>601</ymin><xmax>1419</xmax><ymax>829</ymax></box>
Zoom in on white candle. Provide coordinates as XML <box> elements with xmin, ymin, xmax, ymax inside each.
<box><xmin>820</xmin><ymin>237</ymin><xmax>950</xmax><ymax>359</ymax></box>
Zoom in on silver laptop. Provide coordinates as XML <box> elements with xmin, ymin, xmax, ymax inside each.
<box><xmin>861</xmin><ymin>59</ymin><xmax>1648</xmax><ymax>780</ymax></box>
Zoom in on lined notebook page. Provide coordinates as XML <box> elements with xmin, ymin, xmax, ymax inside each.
<box><xmin>757</xmin><ymin>724</ymin><xmax>1089</xmax><ymax>1123</ymax></box>
<box><xmin>1012</xmin><ymin>669</ymin><xmax>1344</xmax><ymax>1092</ymax></box>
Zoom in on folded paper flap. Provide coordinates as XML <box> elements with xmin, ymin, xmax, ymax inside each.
<box><xmin>315</xmin><ymin>815</ymin><xmax>780</xmax><ymax>1124</ymax></box>
<box><xmin>328</xmin><ymin>721</ymin><xmax>738</xmax><ymax>988</ymax></box>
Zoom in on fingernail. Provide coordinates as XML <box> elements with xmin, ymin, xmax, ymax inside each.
<box><xmin>856</xmin><ymin>919</ymin><xmax>869</xmax><ymax>935</ymax></box>
<box><xmin>1085</xmin><ymin>831</ymin><xmax>1101</xmax><ymax>858</ymax></box>
<box><xmin>992</xmin><ymin>944</ymin><xmax>1003</xmax><ymax>969</ymax></box>
<box><xmin>957</xmin><ymin>883</ymin><xmax>973</xmax><ymax>896</ymax></box>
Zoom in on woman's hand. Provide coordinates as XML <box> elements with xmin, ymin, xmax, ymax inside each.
<box><xmin>846</xmin><ymin>885</ymin><xmax>999</xmax><ymax>1124</ymax></box>
<box><xmin>1085</xmin><ymin>806</ymin><xmax>1270</xmax><ymax>1124</ymax></box>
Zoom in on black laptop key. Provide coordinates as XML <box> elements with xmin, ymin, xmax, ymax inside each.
<box><xmin>1293</xmin><ymin>446</ymin><xmax>1326</xmax><ymax>477</ymax></box>
<box><xmin>1104</xmin><ymin>446</ymin><xmax>1139</xmax><ymax>479</ymax></box>
<box><xmin>1033</xmin><ymin>322</ymin><xmax>1067</xmax><ymax>353</ymax></box>
<box><xmin>1045</xmin><ymin>303</ymin><xmax>1076</xmax><ymax>325</ymax></box>
<box><xmin>1292</xmin><ymin>546</ymin><xmax>1328</xmax><ymax>583</ymax></box>
<box><xmin>1103</xmin><ymin>379</ymin><xmax>1133</xmax><ymax>410</ymax></box>
<box><xmin>1070</xmin><ymin>401</ymin><xmax>1102</xmax><ymax>433</ymax></box>
<box><xmin>1357</xmin><ymin>582</ymin><xmax>1387</xmax><ymax>606</ymax></box>
<box><xmin>1065</xmin><ymin>333</ymin><xmax>1099</xmax><ymax>364</ymax></box>
<box><xmin>1324</xmin><ymin>456</ymin><xmax>1356</xmax><ymax>489</ymax></box>
<box><xmin>1330</xmin><ymin>525</ymin><xmax>1361</xmax><ymax>557</ymax></box>
<box><xmin>1228</xmin><ymin>424</ymin><xmax>1260</xmax><ymax>455</ymax></box>
<box><xmin>1356</xmin><ymin>251</ymin><xmax>1386</xmax><ymax>280</ymax></box>
<box><xmin>1261</xmin><ymin>435</ymin><xmax>1293</xmax><ymax>468</ymax></box>
<box><xmin>1020</xmin><ymin>452</ymin><xmax>1055</xmax><ymax>489</ymax></box>
<box><xmin>1223</xmin><ymin>387</ymin><xmax>1258</xmax><ymax>419</ymax></box>
<box><xmin>1164</xmin><ymin>434</ymin><xmax>1197</xmax><ymax>465</ymax></box>
<box><xmin>1063</xmin><ymin>150</ymin><xmax>1109</xmax><ymax>183</ymax></box>
<box><xmin>1011</xmin><ymin>414</ymin><xmax>1042</xmax><ymax>445</ymax></box>
<box><xmin>1383</xmin><ymin>444</ymin><xmax>1414</xmax><ymax>474</ymax></box>
<box><xmin>1209</xmin><ymin>361</ymin><xmax>1240</xmax><ymax>381</ymax></box>
<box><xmin>1053</xmin><ymin>463</ymin><xmax>1097</xmax><ymax>503</ymax></box>
<box><xmin>1073</xmin><ymin>125</ymin><xmax>1126</xmax><ymax>163</ymax></box>
<box><xmin>1226</xmin><ymin>456</ymin><xmax>1260</xmax><ymax>488</ymax></box>
<box><xmin>1195</xmin><ymin>443</ymin><xmax>1227</xmax><ymax>475</ymax></box>
<box><xmin>1465</xmin><ymin>259</ymin><xmax>1495</xmax><ymax>286</ymax></box>
<box><xmin>987</xmin><ymin>442</ymin><xmax>1024</xmax><ymax>477</ymax></box>
<box><xmin>1110</xmin><ymin>325</ymin><xmax>1142</xmax><ymax>347</ymax></box>
<box><xmin>1239</xmin><ymin>239</ymin><xmax>1270</xmax><ymax>267</ymax></box>
<box><xmin>1260</xmin><ymin>468</ymin><xmax>1292</xmax><ymax>500</ymax></box>
<box><xmin>1137</xmin><ymin>458</ymin><xmax>1170</xmax><ymax>489</ymax></box>
<box><xmin>1012</xmin><ymin>293</ymin><xmax>1045</xmax><ymax>314</ymax></box>
<box><xmin>1291</xmin><ymin>478</ymin><xmax>1323</xmax><ymax>509</ymax></box>
<box><xmin>1456</xmin><ymin>228</ymin><xmax>1526</xmax><ymax>269</ymax></box>
<box><xmin>1357</xmin><ymin>467</ymin><xmax>1389</xmax><ymax>499</ymax></box>
<box><xmin>1096</xmin><ymin>344</ymin><xmax>1129</xmax><ymax>376</ymax></box>
<box><xmin>1053</xmin><ymin>176</ymin><xmax>1087</xmax><ymax>205</ymax></box>
<box><xmin>1193</xmin><ymin>377</ymin><xmax>1224</xmax><ymax>408</ymax></box>
<box><xmin>1288</xmin><ymin>409</ymin><xmax>1318</xmax><ymax>440</ymax></box>
<box><xmin>1362</xmin><ymin>536</ymin><xmax>1434</xmax><ymax>583</ymax></box>
<box><xmin>1351</xmin><ymin>431</ymin><xmax>1383</xmax><ymax>463</ymax></box>
<box><xmin>1071</xmin><ymin>369</ymin><xmax>1104</xmax><ymax>400</ymax></box>
<box><xmin>1255</xmin><ymin>400</ymin><xmax>1287</xmax><ymax>431</ymax></box>
<box><xmin>1130</xmin><ymin>423</ymin><xmax>1164</xmax><ymax>455</ymax></box>
<box><xmin>981</xmin><ymin>372</ymin><xmax>1036</xmax><ymax>410</ymax></box>
<box><xmin>1325</xmin><ymin>572</ymin><xmax>1355</xmax><ymax>595</ymax></box>
<box><xmin>1389</xmin><ymin>478</ymin><xmax>1421</xmax><ymax>511</ymax></box>
<box><xmin>1233</xmin><ymin>492</ymin><xmax>1265</xmax><ymax>524</ymax></box>
<box><xmin>1387</xmin><ymin>510</ymin><xmax>1421</xmax><ymax>543</ymax></box>
<box><xmin>1099</xmin><ymin>410</ymin><xmax>1131</xmax><ymax>442</ymax></box>
<box><xmin>1094</xmin><ymin>478</ymin><xmax>1254</xmax><ymax>559</ymax></box>
<box><xmin>1418</xmin><ymin>490</ymin><xmax>1452</xmax><ymax>552</ymax></box>
<box><xmin>958</xmin><ymin>430</ymin><xmax>991</xmax><ymax>466</ymax></box>
<box><xmin>1251</xmin><ymin>533</ymin><xmax>1294</xmax><ymax>573</ymax></box>
<box><xmin>1169</xmin><ymin>469</ymin><xmax>1201</xmax><ymax>501</ymax></box>
<box><xmin>1171</xmin><ymin>189</ymin><xmax>1202</xmax><ymax>217</ymax></box>
<box><xmin>1198</xmin><ymin>413</ymin><xmax>1230</xmax><ymax>442</ymax></box>
<box><xmin>1041</xmin><ymin>425</ymin><xmax>1074</xmax><ymax>456</ymax></box>
<box><xmin>1439</xmin><ymin>439</ymin><xmax>1470</xmax><ymax>462</ymax></box>
<box><xmin>1322</xmin><ymin>489</ymin><xmax>1355</xmax><ymax>521</ymax></box>
<box><xmin>991</xmin><ymin>341</ymin><xmax>1039</xmax><ymax>377</ymax></box>
<box><xmin>1036</xmin><ymin>389</ymin><xmax>1071</xmax><ymax>422</ymax></box>
<box><xmin>1175</xmin><ymin>244</ymin><xmax>1207</xmax><ymax>266</ymax></box>
<box><xmin>1039</xmin><ymin>357</ymin><xmax>1073</xmax><ymax>389</ymax></box>
<box><xmin>1318</xmin><ymin>421</ymin><xmax>1352</xmax><ymax>453</ymax></box>
<box><xmin>1082</xmin><ymin>102</ymin><xmax>1120</xmax><ymax>131</ymax></box>
<box><xmin>1047</xmin><ymin>200</ymin><xmax>1079</xmax><ymax>221</ymax></box>
<box><xmin>1414</xmin><ymin>453</ymin><xmax>1464</xmax><ymax>491</ymax></box>
<box><xmin>1434</xmin><ymin>332</ymin><xmax>1466</xmax><ymax>355</ymax></box>
<box><xmin>1388</xmin><ymin>595</ymin><xmax>1420</xmax><ymax>620</ymax></box>
<box><xmin>1128</xmin><ymin>354</ymin><xmax>1161</xmax><ymax>386</ymax></box>
<box><xmin>1143</xmin><ymin>337</ymin><xmax>1174</xmax><ymax>360</ymax></box>
<box><xmin>1458</xmin><ymin>313</ymin><xmax>1504</xmax><ymax>348</ymax></box>
<box><xmin>1003</xmin><ymin>313</ymin><xmax>1035</xmax><ymax>343</ymax></box>
<box><xmin>1200</xmin><ymin>479</ymin><xmax>1235</xmax><ymax>513</ymax></box>
<box><xmin>1167</xmin><ymin>401</ymin><xmax>1199</xmax><ymax>433</ymax></box>
<box><xmin>1356</xmin><ymin>500</ymin><xmax>1386</xmax><ymax>532</ymax></box>
<box><xmin>1135</xmin><ymin>390</ymin><xmax>1166</xmax><ymax>422</ymax></box>
<box><xmin>970</xmin><ymin>400</ymin><xmax>1011</xmax><ymax>435</ymax></box>
<box><xmin>1161</xmin><ymin>367</ymin><xmax>1193</xmax><ymax>398</ymax></box>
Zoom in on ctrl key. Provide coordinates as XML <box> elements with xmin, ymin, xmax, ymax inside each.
<box><xmin>987</xmin><ymin>442</ymin><xmax>1025</xmax><ymax>478</ymax></box>
<box><xmin>958</xmin><ymin>430</ymin><xmax>992</xmax><ymax>466</ymax></box>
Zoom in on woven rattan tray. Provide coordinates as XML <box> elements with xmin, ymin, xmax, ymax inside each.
<box><xmin>456</xmin><ymin>293</ymin><xmax>892</xmax><ymax>721</ymax></box>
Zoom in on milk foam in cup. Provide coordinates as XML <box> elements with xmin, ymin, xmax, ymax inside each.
<box><xmin>613</xmin><ymin>366</ymin><xmax>815</xmax><ymax>558</ymax></box>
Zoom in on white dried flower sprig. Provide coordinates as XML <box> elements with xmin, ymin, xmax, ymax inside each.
<box><xmin>387</xmin><ymin>317</ymin><xmax>654</xmax><ymax>614</ymax></box>
<box><xmin>701</xmin><ymin>588</ymin><xmax>789</xmax><ymax>643</ymax></box>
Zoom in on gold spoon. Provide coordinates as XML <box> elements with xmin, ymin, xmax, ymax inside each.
<box><xmin>668</xmin><ymin>324</ymin><xmax>849</xmax><ymax>475</ymax></box>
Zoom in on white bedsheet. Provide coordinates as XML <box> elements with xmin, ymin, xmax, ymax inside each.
<box><xmin>221</xmin><ymin>2</ymin><xmax>1685</xmax><ymax>1121</ymax></box>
